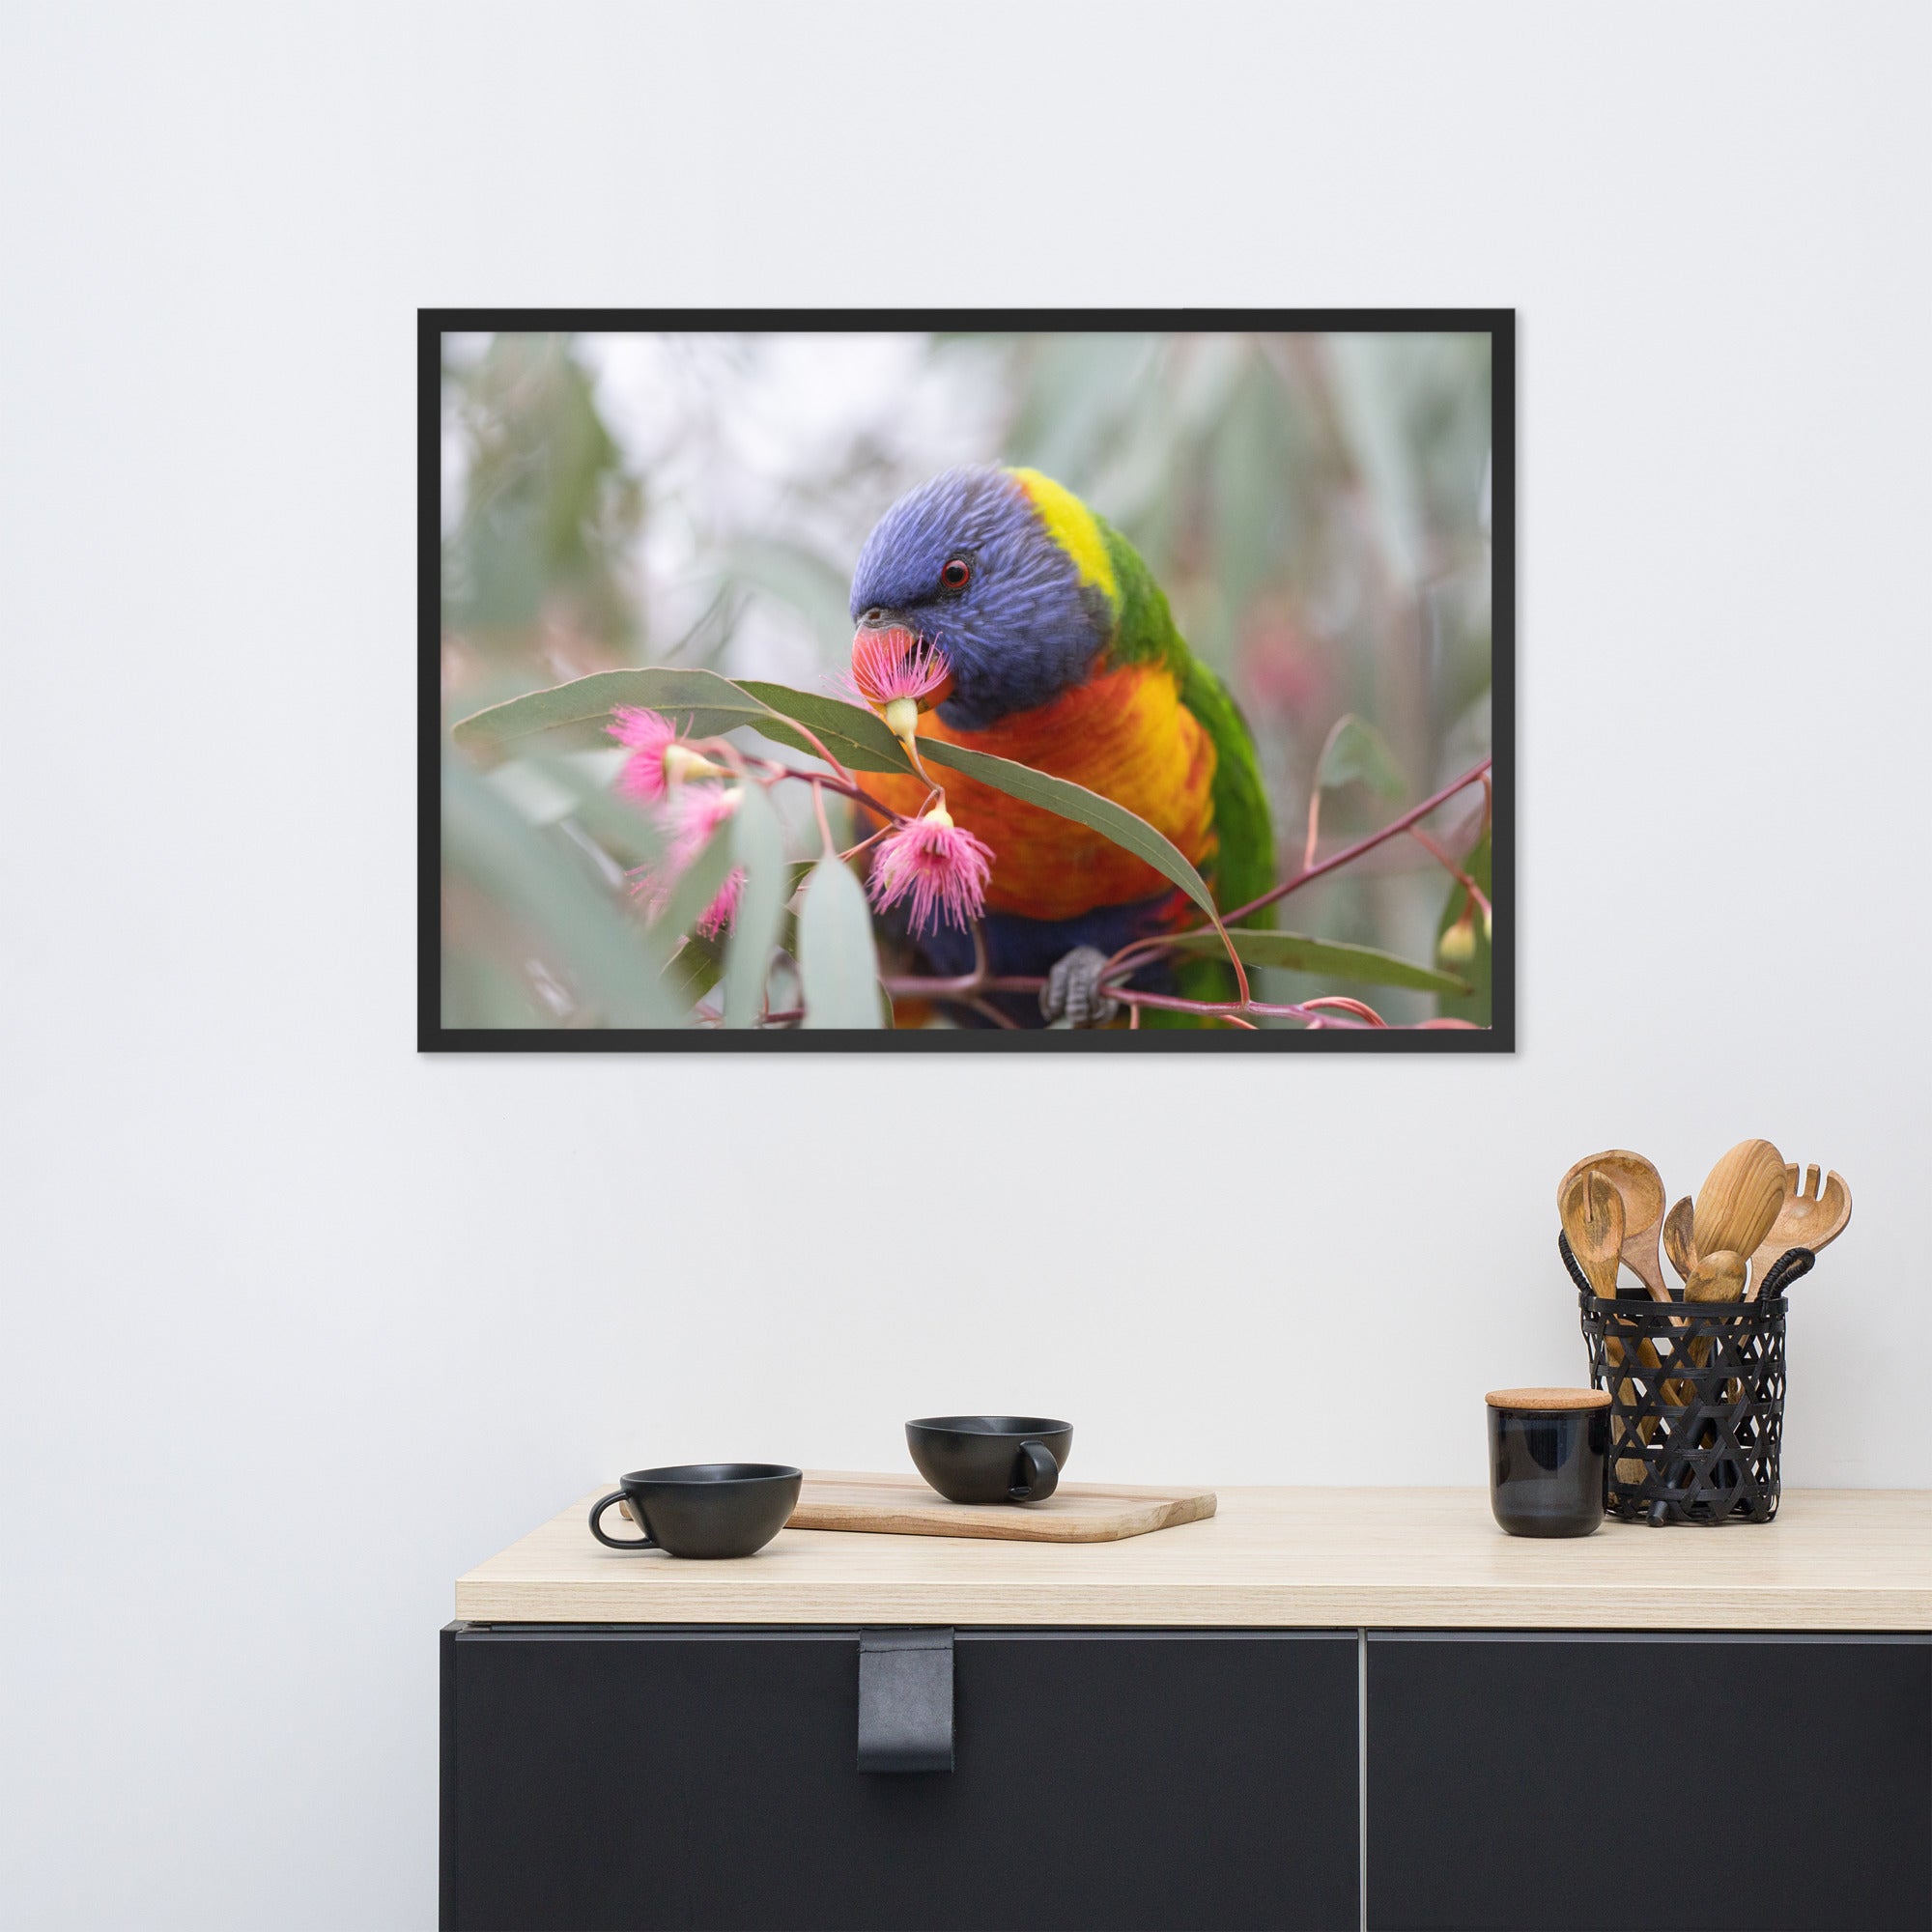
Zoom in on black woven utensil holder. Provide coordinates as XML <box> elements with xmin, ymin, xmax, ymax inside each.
<box><xmin>1563</xmin><ymin>1233</ymin><xmax>1810</xmax><ymax>1526</ymax></box>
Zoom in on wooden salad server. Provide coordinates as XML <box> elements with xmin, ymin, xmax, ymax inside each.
<box><xmin>1559</xmin><ymin>1168</ymin><xmax>1625</xmax><ymax>1297</ymax></box>
<box><xmin>1560</xmin><ymin>1169</ymin><xmax>1651</xmax><ymax>1482</ymax></box>
<box><xmin>1747</xmin><ymin>1165</ymin><xmax>1852</xmax><ymax>1299</ymax></box>
<box><xmin>1557</xmin><ymin>1150</ymin><xmax>1669</xmax><ymax>1301</ymax></box>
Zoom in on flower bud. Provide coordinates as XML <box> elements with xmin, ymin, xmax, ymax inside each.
<box><xmin>663</xmin><ymin>743</ymin><xmax>728</xmax><ymax>786</ymax></box>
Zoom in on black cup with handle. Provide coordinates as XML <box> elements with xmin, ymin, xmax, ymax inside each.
<box><xmin>905</xmin><ymin>1416</ymin><xmax>1072</xmax><ymax>1505</ymax></box>
<box><xmin>587</xmin><ymin>1463</ymin><xmax>802</xmax><ymax>1558</ymax></box>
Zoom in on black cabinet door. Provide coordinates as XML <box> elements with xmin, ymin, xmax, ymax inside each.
<box><xmin>1366</xmin><ymin>1632</ymin><xmax>1932</xmax><ymax>1931</ymax></box>
<box><xmin>442</xmin><ymin>1626</ymin><xmax>1359</xmax><ymax>1932</ymax></box>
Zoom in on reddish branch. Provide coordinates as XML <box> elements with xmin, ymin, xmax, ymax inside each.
<box><xmin>693</xmin><ymin>744</ymin><xmax>1492</xmax><ymax>1034</ymax></box>
<box><xmin>1225</xmin><ymin>753</ymin><xmax>1492</xmax><ymax>925</ymax></box>
<box><xmin>871</xmin><ymin>753</ymin><xmax>1492</xmax><ymax>1032</ymax></box>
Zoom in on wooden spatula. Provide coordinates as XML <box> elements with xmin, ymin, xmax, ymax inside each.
<box><xmin>1692</xmin><ymin>1140</ymin><xmax>1786</xmax><ymax>1268</ymax></box>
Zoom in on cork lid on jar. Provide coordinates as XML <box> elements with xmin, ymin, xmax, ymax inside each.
<box><xmin>1485</xmin><ymin>1386</ymin><xmax>1612</xmax><ymax>1411</ymax></box>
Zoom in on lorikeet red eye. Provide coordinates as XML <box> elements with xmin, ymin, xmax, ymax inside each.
<box><xmin>939</xmin><ymin>556</ymin><xmax>971</xmax><ymax>590</ymax></box>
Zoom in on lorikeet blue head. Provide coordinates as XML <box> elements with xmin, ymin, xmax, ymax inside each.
<box><xmin>849</xmin><ymin>466</ymin><xmax>1115</xmax><ymax>730</ymax></box>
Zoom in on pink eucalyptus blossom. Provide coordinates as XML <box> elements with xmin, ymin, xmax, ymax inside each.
<box><xmin>846</xmin><ymin>629</ymin><xmax>952</xmax><ymax>745</ymax></box>
<box><xmin>867</xmin><ymin>806</ymin><xmax>993</xmax><ymax>936</ymax></box>
<box><xmin>632</xmin><ymin>784</ymin><xmax>744</xmax><ymax>939</ymax></box>
<box><xmin>608</xmin><ymin>705</ymin><xmax>681</xmax><ymax>804</ymax></box>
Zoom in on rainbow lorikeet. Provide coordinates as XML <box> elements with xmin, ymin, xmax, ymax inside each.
<box><xmin>847</xmin><ymin>465</ymin><xmax>1274</xmax><ymax>1025</ymax></box>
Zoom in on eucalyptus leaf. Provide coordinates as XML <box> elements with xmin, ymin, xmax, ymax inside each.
<box><xmin>916</xmin><ymin>738</ymin><xmax>1225</xmax><ymax>931</ymax></box>
<box><xmin>517</xmin><ymin>752</ymin><xmax>666</xmax><ymax>868</ymax></box>
<box><xmin>797</xmin><ymin>856</ymin><xmax>885</xmax><ymax>1029</ymax></box>
<box><xmin>1162</xmin><ymin>928</ymin><xmax>1468</xmax><ymax>996</ymax></box>
<box><xmin>1315</xmin><ymin>714</ymin><xmax>1406</xmax><ymax>801</ymax></box>
<box><xmin>440</xmin><ymin>758</ymin><xmax>680</xmax><ymax>1028</ymax></box>
<box><xmin>734</xmin><ymin>680</ymin><xmax>917</xmax><ymax>776</ymax></box>
<box><xmin>721</xmin><ymin>782</ymin><xmax>786</xmax><ymax>1028</ymax></box>
<box><xmin>664</xmin><ymin>933</ymin><xmax>724</xmax><ymax>1009</ymax></box>
<box><xmin>450</xmin><ymin>668</ymin><xmax>827</xmax><ymax>766</ymax></box>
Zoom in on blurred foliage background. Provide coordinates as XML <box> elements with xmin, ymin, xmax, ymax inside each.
<box><xmin>440</xmin><ymin>330</ymin><xmax>1493</xmax><ymax>1030</ymax></box>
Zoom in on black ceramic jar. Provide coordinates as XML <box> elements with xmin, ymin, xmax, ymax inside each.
<box><xmin>1485</xmin><ymin>1387</ymin><xmax>1609</xmax><ymax>1538</ymax></box>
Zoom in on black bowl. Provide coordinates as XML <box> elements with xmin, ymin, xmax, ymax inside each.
<box><xmin>588</xmin><ymin>1462</ymin><xmax>802</xmax><ymax>1558</ymax></box>
<box><xmin>906</xmin><ymin>1416</ymin><xmax>1073</xmax><ymax>1505</ymax></box>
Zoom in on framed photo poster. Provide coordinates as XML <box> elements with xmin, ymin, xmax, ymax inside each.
<box><xmin>426</xmin><ymin>312</ymin><xmax>1512</xmax><ymax>1050</ymax></box>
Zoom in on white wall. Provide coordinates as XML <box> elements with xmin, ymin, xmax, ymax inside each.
<box><xmin>5</xmin><ymin>4</ymin><xmax>1927</xmax><ymax>1926</ymax></box>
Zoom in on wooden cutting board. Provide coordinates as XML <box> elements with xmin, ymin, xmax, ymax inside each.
<box><xmin>785</xmin><ymin>1470</ymin><xmax>1217</xmax><ymax>1544</ymax></box>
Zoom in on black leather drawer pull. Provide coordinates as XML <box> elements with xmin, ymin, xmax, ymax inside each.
<box><xmin>856</xmin><ymin>1629</ymin><xmax>954</xmax><ymax>1773</ymax></box>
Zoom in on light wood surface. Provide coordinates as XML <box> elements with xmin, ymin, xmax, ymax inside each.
<box><xmin>454</xmin><ymin>1484</ymin><xmax>1932</xmax><ymax>1631</ymax></box>
<box><xmin>785</xmin><ymin>1471</ymin><xmax>1215</xmax><ymax>1542</ymax></box>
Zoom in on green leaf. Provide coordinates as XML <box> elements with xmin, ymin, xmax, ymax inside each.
<box><xmin>1315</xmin><ymin>713</ymin><xmax>1405</xmax><ymax>802</ymax></box>
<box><xmin>1434</xmin><ymin>826</ymin><xmax>1492</xmax><ymax>1025</ymax></box>
<box><xmin>916</xmin><ymin>738</ymin><xmax>1225</xmax><ymax>930</ymax></box>
<box><xmin>1162</xmin><ymin>928</ymin><xmax>1469</xmax><ymax>996</ymax></box>
<box><xmin>512</xmin><ymin>752</ymin><xmax>666</xmax><ymax>869</ymax></box>
<box><xmin>664</xmin><ymin>933</ymin><xmax>724</xmax><ymax>1009</ymax></box>
<box><xmin>450</xmin><ymin>668</ymin><xmax>831</xmax><ymax>767</ymax></box>
<box><xmin>721</xmin><ymin>781</ymin><xmax>786</xmax><ymax>1028</ymax></box>
<box><xmin>440</xmin><ymin>758</ymin><xmax>681</xmax><ymax>1028</ymax></box>
<box><xmin>733</xmin><ymin>680</ymin><xmax>917</xmax><ymax>777</ymax></box>
<box><xmin>796</xmin><ymin>856</ymin><xmax>885</xmax><ymax>1029</ymax></box>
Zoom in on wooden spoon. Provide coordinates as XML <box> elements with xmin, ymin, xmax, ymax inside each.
<box><xmin>1557</xmin><ymin>1151</ymin><xmax>1669</xmax><ymax>1301</ymax></box>
<box><xmin>1684</xmin><ymin>1249</ymin><xmax>1747</xmax><ymax>1304</ymax></box>
<box><xmin>1560</xmin><ymin>1168</ymin><xmax>1624</xmax><ymax>1297</ymax></box>
<box><xmin>1747</xmin><ymin>1165</ymin><xmax>1852</xmax><ymax>1299</ymax></box>
<box><xmin>1662</xmin><ymin>1197</ymin><xmax>1698</xmax><ymax>1285</ymax></box>
<box><xmin>1692</xmin><ymin>1140</ymin><xmax>1786</xmax><ymax>1266</ymax></box>
<box><xmin>1663</xmin><ymin>1247</ymin><xmax>1748</xmax><ymax>1404</ymax></box>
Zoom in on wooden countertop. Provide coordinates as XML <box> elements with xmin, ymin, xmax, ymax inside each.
<box><xmin>455</xmin><ymin>1482</ymin><xmax>1932</xmax><ymax>1631</ymax></box>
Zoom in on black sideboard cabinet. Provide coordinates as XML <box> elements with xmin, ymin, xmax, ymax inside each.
<box><xmin>442</xmin><ymin>1626</ymin><xmax>1360</xmax><ymax>1931</ymax></box>
<box><xmin>441</xmin><ymin>1623</ymin><xmax>1930</xmax><ymax>1932</ymax></box>
<box><xmin>1368</xmin><ymin>1632</ymin><xmax>1931</xmax><ymax>1931</ymax></box>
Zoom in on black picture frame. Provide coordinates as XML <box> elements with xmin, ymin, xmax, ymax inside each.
<box><xmin>423</xmin><ymin>308</ymin><xmax>1514</xmax><ymax>1053</ymax></box>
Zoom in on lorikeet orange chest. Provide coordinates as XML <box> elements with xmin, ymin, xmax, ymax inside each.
<box><xmin>865</xmin><ymin>659</ymin><xmax>1218</xmax><ymax>923</ymax></box>
<box><xmin>848</xmin><ymin>464</ymin><xmax>1273</xmax><ymax>995</ymax></box>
